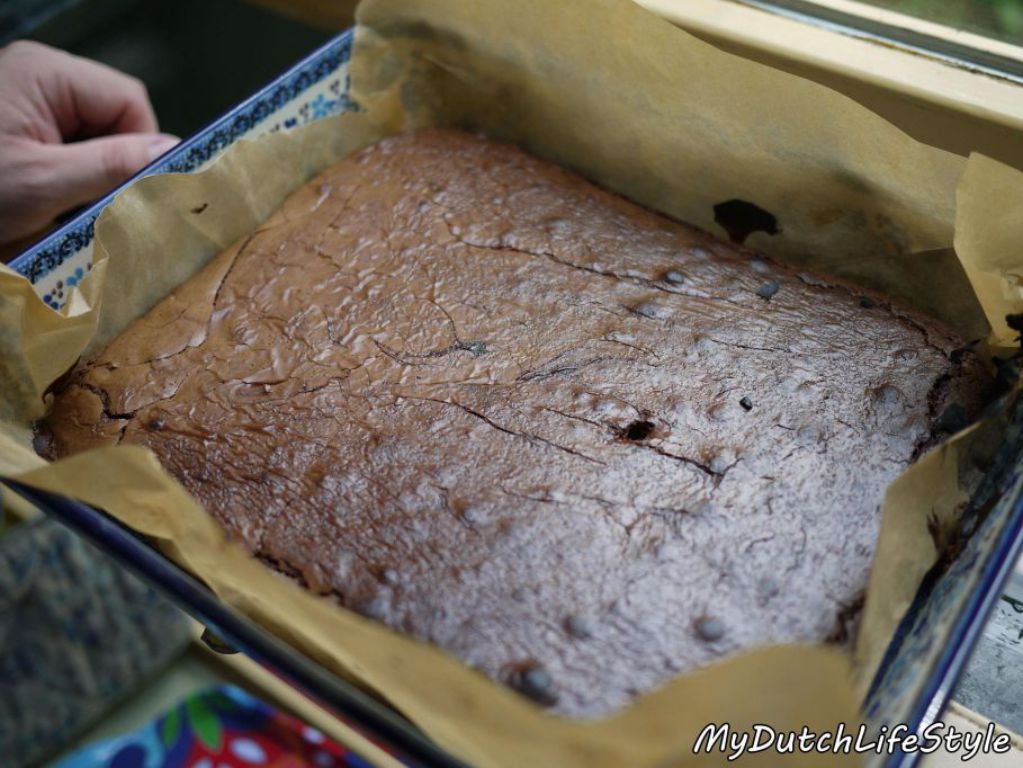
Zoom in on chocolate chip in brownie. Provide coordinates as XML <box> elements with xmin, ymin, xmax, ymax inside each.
<box><xmin>756</xmin><ymin>281</ymin><xmax>780</xmax><ymax>300</ymax></box>
<box><xmin>663</xmin><ymin>270</ymin><xmax>687</xmax><ymax>285</ymax></box>
<box><xmin>694</xmin><ymin>616</ymin><xmax>726</xmax><ymax>642</ymax></box>
<box><xmin>507</xmin><ymin>661</ymin><xmax>560</xmax><ymax>706</ymax></box>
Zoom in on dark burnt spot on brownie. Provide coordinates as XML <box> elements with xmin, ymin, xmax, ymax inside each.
<box><xmin>694</xmin><ymin>616</ymin><xmax>726</xmax><ymax>642</ymax></box>
<box><xmin>859</xmin><ymin>297</ymin><xmax>876</xmax><ymax>309</ymax></box>
<box><xmin>937</xmin><ymin>403</ymin><xmax>968</xmax><ymax>434</ymax></box>
<box><xmin>1006</xmin><ymin>313</ymin><xmax>1023</xmax><ymax>346</ymax></box>
<box><xmin>756</xmin><ymin>281</ymin><xmax>781</xmax><ymax>301</ymax></box>
<box><xmin>621</xmin><ymin>420</ymin><xmax>656</xmax><ymax>441</ymax></box>
<box><xmin>739</xmin><ymin>396</ymin><xmax>753</xmax><ymax>412</ymax></box>
<box><xmin>713</xmin><ymin>199</ymin><xmax>779</xmax><ymax>244</ymax></box>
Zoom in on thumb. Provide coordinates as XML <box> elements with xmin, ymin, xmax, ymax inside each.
<box><xmin>52</xmin><ymin>132</ymin><xmax>179</xmax><ymax>209</ymax></box>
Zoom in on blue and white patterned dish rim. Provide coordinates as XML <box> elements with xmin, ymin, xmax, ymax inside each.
<box><xmin>8</xmin><ymin>26</ymin><xmax>1023</xmax><ymax>768</ymax></box>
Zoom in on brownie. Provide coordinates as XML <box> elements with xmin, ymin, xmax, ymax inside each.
<box><xmin>40</xmin><ymin>129</ymin><xmax>989</xmax><ymax>718</ymax></box>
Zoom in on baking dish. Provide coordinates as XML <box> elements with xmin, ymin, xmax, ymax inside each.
<box><xmin>6</xmin><ymin>26</ymin><xmax>1023</xmax><ymax>768</ymax></box>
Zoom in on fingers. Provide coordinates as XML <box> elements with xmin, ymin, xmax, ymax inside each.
<box><xmin>0</xmin><ymin>133</ymin><xmax>178</xmax><ymax>243</ymax></box>
<box><xmin>3</xmin><ymin>40</ymin><xmax>159</xmax><ymax>139</ymax></box>
<box><xmin>61</xmin><ymin>54</ymin><xmax>160</xmax><ymax>136</ymax></box>
<box><xmin>0</xmin><ymin>42</ymin><xmax>172</xmax><ymax>245</ymax></box>
<box><xmin>54</xmin><ymin>133</ymin><xmax>179</xmax><ymax>205</ymax></box>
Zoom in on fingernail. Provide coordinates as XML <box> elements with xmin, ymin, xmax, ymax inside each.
<box><xmin>148</xmin><ymin>135</ymin><xmax>180</xmax><ymax>161</ymax></box>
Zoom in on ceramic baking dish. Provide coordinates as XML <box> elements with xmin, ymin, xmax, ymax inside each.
<box><xmin>7</xmin><ymin>29</ymin><xmax>1023</xmax><ymax>768</ymax></box>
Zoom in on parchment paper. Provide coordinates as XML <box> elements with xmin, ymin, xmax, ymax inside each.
<box><xmin>4</xmin><ymin>0</ymin><xmax>1023</xmax><ymax>765</ymax></box>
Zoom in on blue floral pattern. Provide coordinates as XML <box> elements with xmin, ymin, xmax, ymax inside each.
<box><xmin>55</xmin><ymin>685</ymin><xmax>393</xmax><ymax>768</ymax></box>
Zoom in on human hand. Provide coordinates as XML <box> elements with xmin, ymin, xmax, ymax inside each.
<box><xmin>0</xmin><ymin>41</ymin><xmax>178</xmax><ymax>245</ymax></box>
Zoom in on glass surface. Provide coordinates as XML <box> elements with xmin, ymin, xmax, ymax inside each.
<box><xmin>849</xmin><ymin>0</ymin><xmax>1022</xmax><ymax>46</ymax></box>
<box><xmin>753</xmin><ymin>0</ymin><xmax>1023</xmax><ymax>80</ymax></box>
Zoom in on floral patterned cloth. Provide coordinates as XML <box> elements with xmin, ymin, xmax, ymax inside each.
<box><xmin>0</xmin><ymin>516</ymin><xmax>190</xmax><ymax>767</ymax></box>
<box><xmin>56</xmin><ymin>685</ymin><xmax>388</xmax><ymax>768</ymax></box>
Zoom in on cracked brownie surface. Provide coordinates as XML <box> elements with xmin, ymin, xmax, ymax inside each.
<box><xmin>41</xmin><ymin>129</ymin><xmax>989</xmax><ymax>718</ymax></box>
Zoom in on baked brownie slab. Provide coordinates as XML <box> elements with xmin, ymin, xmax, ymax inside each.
<box><xmin>41</xmin><ymin>129</ymin><xmax>988</xmax><ymax>718</ymax></box>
